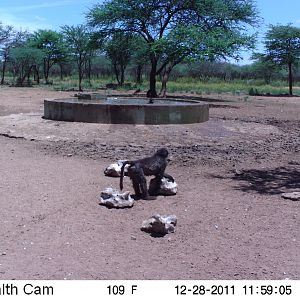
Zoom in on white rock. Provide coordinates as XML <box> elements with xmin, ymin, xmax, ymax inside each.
<box><xmin>149</xmin><ymin>176</ymin><xmax>178</xmax><ymax>196</ymax></box>
<box><xmin>141</xmin><ymin>214</ymin><xmax>177</xmax><ymax>235</ymax></box>
<box><xmin>99</xmin><ymin>187</ymin><xmax>134</xmax><ymax>208</ymax></box>
<box><xmin>104</xmin><ymin>160</ymin><xmax>128</xmax><ymax>177</ymax></box>
<box><xmin>281</xmin><ymin>192</ymin><xmax>300</xmax><ymax>201</ymax></box>
<box><xmin>160</xmin><ymin>177</ymin><xmax>178</xmax><ymax>195</ymax></box>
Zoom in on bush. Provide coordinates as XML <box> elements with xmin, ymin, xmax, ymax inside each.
<box><xmin>248</xmin><ymin>87</ymin><xmax>259</xmax><ymax>96</ymax></box>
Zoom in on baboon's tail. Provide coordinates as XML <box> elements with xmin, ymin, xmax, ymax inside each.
<box><xmin>120</xmin><ymin>161</ymin><xmax>130</xmax><ymax>190</ymax></box>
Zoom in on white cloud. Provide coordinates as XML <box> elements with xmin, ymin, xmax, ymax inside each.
<box><xmin>3</xmin><ymin>1</ymin><xmax>72</xmax><ymax>12</ymax></box>
<box><xmin>0</xmin><ymin>0</ymin><xmax>96</xmax><ymax>31</ymax></box>
<box><xmin>35</xmin><ymin>16</ymin><xmax>47</xmax><ymax>22</ymax></box>
<box><xmin>0</xmin><ymin>1</ymin><xmax>70</xmax><ymax>31</ymax></box>
<box><xmin>0</xmin><ymin>12</ymin><xmax>52</xmax><ymax>32</ymax></box>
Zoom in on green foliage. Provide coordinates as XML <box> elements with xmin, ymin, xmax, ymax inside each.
<box><xmin>30</xmin><ymin>30</ymin><xmax>67</xmax><ymax>62</ymax></box>
<box><xmin>60</xmin><ymin>25</ymin><xmax>93</xmax><ymax>91</ymax></box>
<box><xmin>105</xmin><ymin>32</ymin><xmax>133</xmax><ymax>85</ymax></box>
<box><xmin>29</xmin><ymin>29</ymin><xmax>68</xmax><ymax>83</ymax></box>
<box><xmin>251</xmin><ymin>53</ymin><xmax>279</xmax><ymax>84</ymax></box>
<box><xmin>0</xmin><ymin>23</ymin><xmax>15</xmax><ymax>84</ymax></box>
<box><xmin>261</xmin><ymin>24</ymin><xmax>300</xmax><ymax>95</ymax></box>
<box><xmin>264</xmin><ymin>24</ymin><xmax>300</xmax><ymax>65</ymax></box>
<box><xmin>61</xmin><ymin>25</ymin><xmax>92</xmax><ymax>56</ymax></box>
<box><xmin>87</xmin><ymin>0</ymin><xmax>259</xmax><ymax>95</ymax></box>
<box><xmin>9</xmin><ymin>46</ymin><xmax>44</xmax><ymax>86</ymax></box>
<box><xmin>248</xmin><ymin>87</ymin><xmax>259</xmax><ymax>95</ymax></box>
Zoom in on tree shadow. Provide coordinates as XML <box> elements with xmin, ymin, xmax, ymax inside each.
<box><xmin>212</xmin><ymin>166</ymin><xmax>300</xmax><ymax>195</ymax></box>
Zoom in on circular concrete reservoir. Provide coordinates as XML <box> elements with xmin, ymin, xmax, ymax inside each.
<box><xmin>44</xmin><ymin>95</ymin><xmax>209</xmax><ymax>124</ymax></box>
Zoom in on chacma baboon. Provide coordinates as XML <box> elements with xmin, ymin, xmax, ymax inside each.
<box><xmin>120</xmin><ymin>148</ymin><xmax>174</xmax><ymax>200</ymax></box>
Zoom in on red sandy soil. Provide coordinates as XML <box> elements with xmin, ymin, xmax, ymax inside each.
<box><xmin>0</xmin><ymin>86</ymin><xmax>299</xmax><ymax>280</ymax></box>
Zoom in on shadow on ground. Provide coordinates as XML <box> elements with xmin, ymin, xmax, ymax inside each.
<box><xmin>211</xmin><ymin>166</ymin><xmax>300</xmax><ymax>195</ymax></box>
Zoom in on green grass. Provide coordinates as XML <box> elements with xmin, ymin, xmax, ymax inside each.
<box><xmin>3</xmin><ymin>75</ymin><xmax>300</xmax><ymax>96</ymax></box>
<box><xmin>162</xmin><ymin>77</ymin><xmax>300</xmax><ymax>96</ymax></box>
<box><xmin>51</xmin><ymin>77</ymin><xmax>111</xmax><ymax>91</ymax></box>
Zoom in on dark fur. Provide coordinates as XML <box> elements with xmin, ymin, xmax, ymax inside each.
<box><xmin>120</xmin><ymin>148</ymin><xmax>174</xmax><ymax>199</ymax></box>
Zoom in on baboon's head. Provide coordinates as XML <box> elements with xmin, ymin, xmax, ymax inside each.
<box><xmin>155</xmin><ymin>148</ymin><xmax>169</xmax><ymax>158</ymax></box>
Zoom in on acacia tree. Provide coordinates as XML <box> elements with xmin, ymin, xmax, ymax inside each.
<box><xmin>0</xmin><ymin>23</ymin><xmax>14</xmax><ymax>84</ymax></box>
<box><xmin>130</xmin><ymin>36</ymin><xmax>149</xmax><ymax>85</ymax></box>
<box><xmin>262</xmin><ymin>24</ymin><xmax>300</xmax><ymax>95</ymax></box>
<box><xmin>10</xmin><ymin>46</ymin><xmax>44</xmax><ymax>86</ymax></box>
<box><xmin>105</xmin><ymin>32</ymin><xmax>133</xmax><ymax>85</ymax></box>
<box><xmin>158</xmin><ymin>26</ymin><xmax>255</xmax><ymax>96</ymax></box>
<box><xmin>0</xmin><ymin>29</ymin><xmax>31</xmax><ymax>84</ymax></box>
<box><xmin>251</xmin><ymin>53</ymin><xmax>278</xmax><ymax>84</ymax></box>
<box><xmin>87</xmin><ymin>0</ymin><xmax>258</xmax><ymax>97</ymax></box>
<box><xmin>30</xmin><ymin>30</ymin><xmax>68</xmax><ymax>84</ymax></box>
<box><xmin>61</xmin><ymin>25</ymin><xmax>93</xmax><ymax>91</ymax></box>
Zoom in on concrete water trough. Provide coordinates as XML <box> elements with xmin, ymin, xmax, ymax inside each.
<box><xmin>44</xmin><ymin>94</ymin><xmax>209</xmax><ymax>125</ymax></box>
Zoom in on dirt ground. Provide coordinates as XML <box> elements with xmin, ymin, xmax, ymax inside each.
<box><xmin>0</xmin><ymin>86</ymin><xmax>299</xmax><ymax>280</ymax></box>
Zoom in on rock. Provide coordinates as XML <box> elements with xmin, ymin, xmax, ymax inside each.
<box><xmin>149</xmin><ymin>176</ymin><xmax>178</xmax><ymax>196</ymax></box>
<box><xmin>141</xmin><ymin>214</ymin><xmax>177</xmax><ymax>235</ymax></box>
<box><xmin>281</xmin><ymin>192</ymin><xmax>300</xmax><ymax>201</ymax></box>
<box><xmin>104</xmin><ymin>160</ymin><xmax>128</xmax><ymax>177</ymax></box>
<box><xmin>99</xmin><ymin>187</ymin><xmax>134</xmax><ymax>208</ymax></box>
<box><xmin>159</xmin><ymin>177</ymin><xmax>178</xmax><ymax>195</ymax></box>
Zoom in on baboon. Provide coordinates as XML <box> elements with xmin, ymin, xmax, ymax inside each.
<box><xmin>120</xmin><ymin>148</ymin><xmax>174</xmax><ymax>200</ymax></box>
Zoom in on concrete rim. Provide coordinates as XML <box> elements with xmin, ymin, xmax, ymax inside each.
<box><xmin>44</xmin><ymin>97</ymin><xmax>209</xmax><ymax>125</ymax></box>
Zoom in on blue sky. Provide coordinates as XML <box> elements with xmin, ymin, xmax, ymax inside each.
<box><xmin>0</xmin><ymin>0</ymin><xmax>100</xmax><ymax>31</ymax></box>
<box><xmin>1</xmin><ymin>0</ymin><xmax>300</xmax><ymax>64</ymax></box>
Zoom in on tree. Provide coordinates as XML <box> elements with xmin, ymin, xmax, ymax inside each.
<box><xmin>105</xmin><ymin>32</ymin><xmax>132</xmax><ymax>85</ymax></box>
<box><xmin>251</xmin><ymin>53</ymin><xmax>279</xmax><ymax>84</ymax></box>
<box><xmin>30</xmin><ymin>30</ymin><xmax>68</xmax><ymax>84</ymax></box>
<box><xmin>158</xmin><ymin>26</ymin><xmax>256</xmax><ymax>96</ymax></box>
<box><xmin>87</xmin><ymin>0</ymin><xmax>258</xmax><ymax>97</ymax></box>
<box><xmin>0</xmin><ymin>23</ymin><xmax>14</xmax><ymax>84</ymax></box>
<box><xmin>0</xmin><ymin>22</ymin><xmax>12</xmax><ymax>44</ymax></box>
<box><xmin>10</xmin><ymin>46</ymin><xmax>44</xmax><ymax>86</ymax></box>
<box><xmin>130</xmin><ymin>36</ymin><xmax>149</xmax><ymax>84</ymax></box>
<box><xmin>262</xmin><ymin>24</ymin><xmax>300</xmax><ymax>95</ymax></box>
<box><xmin>61</xmin><ymin>25</ymin><xmax>93</xmax><ymax>91</ymax></box>
<box><xmin>0</xmin><ymin>29</ymin><xmax>31</xmax><ymax>84</ymax></box>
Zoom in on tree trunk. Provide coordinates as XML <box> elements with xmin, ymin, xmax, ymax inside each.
<box><xmin>34</xmin><ymin>66</ymin><xmax>40</xmax><ymax>84</ymax></box>
<box><xmin>46</xmin><ymin>60</ymin><xmax>50</xmax><ymax>84</ymax></box>
<box><xmin>43</xmin><ymin>59</ymin><xmax>47</xmax><ymax>83</ymax></box>
<box><xmin>120</xmin><ymin>65</ymin><xmax>125</xmax><ymax>86</ymax></box>
<box><xmin>78</xmin><ymin>57</ymin><xmax>83</xmax><ymax>92</ymax></box>
<box><xmin>79</xmin><ymin>73</ymin><xmax>83</xmax><ymax>91</ymax></box>
<box><xmin>159</xmin><ymin>63</ymin><xmax>175</xmax><ymax>98</ymax></box>
<box><xmin>136</xmin><ymin>65</ymin><xmax>142</xmax><ymax>84</ymax></box>
<box><xmin>59</xmin><ymin>63</ymin><xmax>64</xmax><ymax>81</ymax></box>
<box><xmin>27</xmin><ymin>69</ymin><xmax>31</xmax><ymax>86</ymax></box>
<box><xmin>159</xmin><ymin>75</ymin><xmax>168</xmax><ymax>98</ymax></box>
<box><xmin>288</xmin><ymin>62</ymin><xmax>293</xmax><ymax>95</ymax></box>
<box><xmin>159</xmin><ymin>67</ymin><xmax>171</xmax><ymax>98</ymax></box>
<box><xmin>20</xmin><ymin>66</ymin><xmax>25</xmax><ymax>86</ymax></box>
<box><xmin>1</xmin><ymin>60</ymin><xmax>6</xmax><ymax>85</ymax></box>
<box><xmin>113</xmin><ymin>63</ymin><xmax>120</xmax><ymax>85</ymax></box>
<box><xmin>147</xmin><ymin>58</ymin><xmax>158</xmax><ymax>98</ymax></box>
<box><xmin>87</xmin><ymin>58</ymin><xmax>92</xmax><ymax>86</ymax></box>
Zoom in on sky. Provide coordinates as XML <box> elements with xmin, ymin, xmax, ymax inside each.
<box><xmin>0</xmin><ymin>0</ymin><xmax>100</xmax><ymax>31</ymax></box>
<box><xmin>1</xmin><ymin>0</ymin><xmax>300</xmax><ymax>64</ymax></box>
